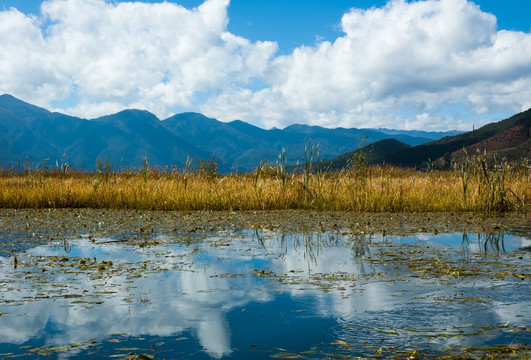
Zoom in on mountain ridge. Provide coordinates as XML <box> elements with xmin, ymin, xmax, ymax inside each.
<box><xmin>0</xmin><ymin>94</ymin><xmax>505</xmax><ymax>172</ymax></box>
<box><xmin>364</xmin><ymin>108</ymin><xmax>531</xmax><ymax>168</ymax></box>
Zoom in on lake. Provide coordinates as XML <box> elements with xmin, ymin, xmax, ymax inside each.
<box><xmin>0</xmin><ymin>210</ymin><xmax>529</xmax><ymax>359</ymax></box>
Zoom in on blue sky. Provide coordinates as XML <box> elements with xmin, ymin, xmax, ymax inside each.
<box><xmin>4</xmin><ymin>0</ymin><xmax>530</xmax><ymax>52</ymax></box>
<box><xmin>234</xmin><ymin>0</ymin><xmax>531</xmax><ymax>51</ymax></box>
<box><xmin>1</xmin><ymin>0</ymin><xmax>530</xmax><ymax>130</ymax></box>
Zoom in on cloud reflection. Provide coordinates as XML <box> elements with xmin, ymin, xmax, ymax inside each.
<box><xmin>0</xmin><ymin>230</ymin><xmax>529</xmax><ymax>358</ymax></box>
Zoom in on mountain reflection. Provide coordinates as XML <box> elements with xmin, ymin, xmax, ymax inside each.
<box><xmin>0</xmin><ymin>230</ymin><xmax>529</xmax><ymax>358</ymax></box>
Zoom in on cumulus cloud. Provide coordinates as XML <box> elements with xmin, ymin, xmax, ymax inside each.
<box><xmin>0</xmin><ymin>8</ymin><xmax>68</xmax><ymax>104</ymax></box>
<box><xmin>203</xmin><ymin>0</ymin><xmax>531</xmax><ymax>130</ymax></box>
<box><xmin>0</xmin><ymin>0</ymin><xmax>530</xmax><ymax>129</ymax></box>
<box><xmin>0</xmin><ymin>0</ymin><xmax>277</xmax><ymax>118</ymax></box>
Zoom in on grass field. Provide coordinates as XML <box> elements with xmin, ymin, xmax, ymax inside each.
<box><xmin>1</xmin><ymin>153</ymin><xmax>529</xmax><ymax>212</ymax></box>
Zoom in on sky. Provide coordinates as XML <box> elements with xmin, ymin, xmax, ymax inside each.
<box><xmin>0</xmin><ymin>0</ymin><xmax>530</xmax><ymax>131</ymax></box>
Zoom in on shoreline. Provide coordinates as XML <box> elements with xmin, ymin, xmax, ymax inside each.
<box><xmin>1</xmin><ymin>208</ymin><xmax>529</xmax><ymax>240</ymax></box>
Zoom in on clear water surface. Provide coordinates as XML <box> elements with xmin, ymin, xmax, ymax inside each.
<box><xmin>0</xmin><ymin>229</ymin><xmax>529</xmax><ymax>359</ymax></box>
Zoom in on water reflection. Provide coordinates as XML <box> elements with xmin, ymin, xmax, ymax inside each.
<box><xmin>400</xmin><ymin>231</ymin><xmax>530</xmax><ymax>255</ymax></box>
<box><xmin>461</xmin><ymin>232</ymin><xmax>507</xmax><ymax>255</ymax></box>
<box><xmin>0</xmin><ymin>239</ymin><xmax>263</xmax><ymax>358</ymax></box>
<box><xmin>0</xmin><ymin>230</ymin><xmax>529</xmax><ymax>359</ymax></box>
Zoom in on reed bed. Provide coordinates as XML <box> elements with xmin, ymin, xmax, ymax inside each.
<box><xmin>0</xmin><ymin>159</ymin><xmax>529</xmax><ymax>212</ymax></box>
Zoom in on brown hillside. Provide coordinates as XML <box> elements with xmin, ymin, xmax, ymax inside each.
<box><xmin>498</xmin><ymin>138</ymin><xmax>531</xmax><ymax>160</ymax></box>
<box><xmin>452</xmin><ymin>121</ymin><xmax>531</xmax><ymax>162</ymax></box>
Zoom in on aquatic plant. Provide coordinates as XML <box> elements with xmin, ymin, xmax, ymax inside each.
<box><xmin>0</xmin><ymin>152</ymin><xmax>529</xmax><ymax>212</ymax></box>
<box><xmin>458</xmin><ymin>149</ymin><xmax>524</xmax><ymax>211</ymax></box>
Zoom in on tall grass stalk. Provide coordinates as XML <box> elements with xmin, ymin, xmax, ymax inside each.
<box><xmin>458</xmin><ymin>149</ymin><xmax>522</xmax><ymax>211</ymax></box>
<box><xmin>0</xmin><ymin>155</ymin><xmax>529</xmax><ymax>212</ymax></box>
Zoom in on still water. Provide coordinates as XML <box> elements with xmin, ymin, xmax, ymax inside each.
<box><xmin>0</xmin><ymin>229</ymin><xmax>529</xmax><ymax>359</ymax></box>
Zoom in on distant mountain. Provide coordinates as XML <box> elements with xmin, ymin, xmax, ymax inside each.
<box><xmin>0</xmin><ymin>94</ymin><xmax>461</xmax><ymax>172</ymax></box>
<box><xmin>161</xmin><ymin>113</ymin><xmax>438</xmax><ymax>171</ymax></box>
<box><xmin>374</xmin><ymin>128</ymin><xmax>463</xmax><ymax>140</ymax></box>
<box><xmin>0</xmin><ymin>95</ymin><xmax>86</xmax><ymax>168</ymax></box>
<box><xmin>380</xmin><ymin>109</ymin><xmax>531</xmax><ymax>168</ymax></box>
<box><xmin>321</xmin><ymin>139</ymin><xmax>411</xmax><ymax>171</ymax></box>
<box><xmin>86</xmin><ymin>109</ymin><xmax>206</xmax><ymax>169</ymax></box>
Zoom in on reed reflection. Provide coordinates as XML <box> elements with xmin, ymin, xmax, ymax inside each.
<box><xmin>0</xmin><ymin>228</ymin><xmax>528</xmax><ymax>359</ymax></box>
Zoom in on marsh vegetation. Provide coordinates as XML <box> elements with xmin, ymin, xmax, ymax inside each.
<box><xmin>1</xmin><ymin>150</ymin><xmax>529</xmax><ymax>212</ymax></box>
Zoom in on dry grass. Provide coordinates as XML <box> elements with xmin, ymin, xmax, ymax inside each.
<box><xmin>0</xmin><ymin>161</ymin><xmax>529</xmax><ymax>212</ymax></box>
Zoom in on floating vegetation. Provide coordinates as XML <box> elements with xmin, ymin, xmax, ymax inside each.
<box><xmin>0</xmin><ymin>210</ymin><xmax>529</xmax><ymax>359</ymax></box>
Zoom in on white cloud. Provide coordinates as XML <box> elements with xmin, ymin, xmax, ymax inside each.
<box><xmin>0</xmin><ymin>8</ymin><xmax>68</xmax><ymax>104</ymax></box>
<box><xmin>203</xmin><ymin>0</ymin><xmax>531</xmax><ymax>130</ymax></box>
<box><xmin>0</xmin><ymin>0</ymin><xmax>277</xmax><ymax>118</ymax></box>
<box><xmin>0</xmin><ymin>0</ymin><xmax>530</xmax><ymax>129</ymax></box>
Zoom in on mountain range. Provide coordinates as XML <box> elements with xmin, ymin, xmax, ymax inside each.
<box><xmin>323</xmin><ymin>108</ymin><xmax>531</xmax><ymax>170</ymax></box>
<box><xmin>0</xmin><ymin>94</ymin><xmax>462</xmax><ymax>172</ymax></box>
